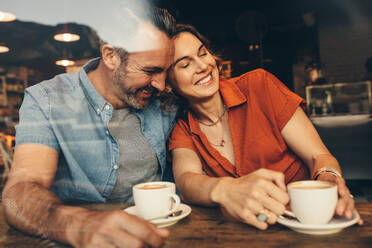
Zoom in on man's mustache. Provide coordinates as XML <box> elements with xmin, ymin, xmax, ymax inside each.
<box><xmin>136</xmin><ymin>84</ymin><xmax>157</xmax><ymax>95</ymax></box>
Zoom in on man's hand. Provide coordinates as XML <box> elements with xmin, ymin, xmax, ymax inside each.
<box><xmin>211</xmin><ymin>168</ymin><xmax>289</xmax><ymax>230</ymax></box>
<box><xmin>71</xmin><ymin>209</ymin><xmax>169</xmax><ymax>248</ymax></box>
<box><xmin>3</xmin><ymin>144</ymin><xmax>169</xmax><ymax>248</ymax></box>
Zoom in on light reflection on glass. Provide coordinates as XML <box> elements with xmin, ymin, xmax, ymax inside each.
<box><xmin>54</xmin><ymin>33</ymin><xmax>80</xmax><ymax>42</ymax></box>
<box><xmin>56</xmin><ymin>59</ymin><xmax>75</xmax><ymax>67</ymax></box>
<box><xmin>0</xmin><ymin>45</ymin><xmax>10</xmax><ymax>53</ymax></box>
<box><xmin>0</xmin><ymin>11</ymin><xmax>16</xmax><ymax>22</ymax></box>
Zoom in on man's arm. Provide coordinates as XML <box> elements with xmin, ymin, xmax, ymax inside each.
<box><xmin>2</xmin><ymin>144</ymin><xmax>169</xmax><ymax>247</ymax></box>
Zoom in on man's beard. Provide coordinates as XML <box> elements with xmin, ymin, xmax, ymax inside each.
<box><xmin>112</xmin><ymin>67</ymin><xmax>155</xmax><ymax>109</ymax></box>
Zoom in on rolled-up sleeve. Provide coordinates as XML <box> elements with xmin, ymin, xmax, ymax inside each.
<box><xmin>15</xmin><ymin>85</ymin><xmax>60</xmax><ymax>151</ymax></box>
<box><xmin>168</xmin><ymin>119</ymin><xmax>197</xmax><ymax>152</ymax></box>
<box><xmin>261</xmin><ymin>70</ymin><xmax>306</xmax><ymax>131</ymax></box>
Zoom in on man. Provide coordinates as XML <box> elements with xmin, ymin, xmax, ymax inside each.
<box><xmin>2</xmin><ymin>6</ymin><xmax>176</xmax><ymax>248</ymax></box>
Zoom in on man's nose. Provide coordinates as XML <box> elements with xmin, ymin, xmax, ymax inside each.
<box><xmin>150</xmin><ymin>73</ymin><xmax>166</xmax><ymax>91</ymax></box>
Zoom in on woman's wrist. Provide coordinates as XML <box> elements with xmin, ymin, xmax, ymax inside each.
<box><xmin>210</xmin><ymin>177</ymin><xmax>233</xmax><ymax>205</ymax></box>
<box><xmin>313</xmin><ymin>167</ymin><xmax>342</xmax><ymax>180</ymax></box>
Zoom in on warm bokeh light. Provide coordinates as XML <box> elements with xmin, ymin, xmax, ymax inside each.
<box><xmin>0</xmin><ymin>45</ymin><xmax>10</xmax><ymax>53</ymax></box>
<box><xmin>54</xmin><ymin>33</ymin><xmax>80</xmax><ymax>42</ymax></box>
<box><xmin>0</xmin><ymin>11</ymin><xmax>16</xmax><ymax>22</ymax></box>
<box><xmin>56</xmin><ymin>59</ymin><xmax>75</xmax><ymax>67</ymax></box>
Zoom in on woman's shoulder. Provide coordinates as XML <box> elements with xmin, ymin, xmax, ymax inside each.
<box><xmin>231</xmin><ymin>68</ymin><xmax>271</xmax><ymax>83</ymax></box>
<box><xmin>174</xmin><ymin>112</ymin><xmax>192</xmax><ymax>131</ymax></box>
<box><xmin>224</xmin><ymin>69</ymin><xmax>275</xmax><ymax>94</ymax></box>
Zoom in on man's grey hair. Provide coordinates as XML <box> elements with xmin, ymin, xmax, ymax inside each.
<box><xmin>113</xmin><ymin>6</ymin><xmax>176</xmax><ymax>67</ymax></box>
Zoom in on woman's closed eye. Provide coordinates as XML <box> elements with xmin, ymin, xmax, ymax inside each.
<box><xmin>199</xmin><ymin>47</ymin><xmax>208</xmax><ymax>57</ymax></box>
<box><xmin>180</xmin><ymin>62</ymin><xmax>190</xmax><ymax>69</ymax></box>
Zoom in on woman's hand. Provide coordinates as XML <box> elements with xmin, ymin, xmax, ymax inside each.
<box><xmin>316</xmin><ymin>173</ymin><xmax>363</xmax><ymax>225</ymax></box>
<box><xmin>210</xmin><ymin>168</ymin><xmax>290</xmax><ymax>230</ymax></box>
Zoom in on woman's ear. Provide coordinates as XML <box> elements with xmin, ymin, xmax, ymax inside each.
<box><xmin>101</xmin><ymin>44</ymin><xmax>121</xmax><ymax>71</ymax></box>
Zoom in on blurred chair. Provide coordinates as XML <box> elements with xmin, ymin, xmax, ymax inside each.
<box><xmin>0</xmin><ymin>136</ymin><xmax>13</xmax><ymax>185</ymax></box>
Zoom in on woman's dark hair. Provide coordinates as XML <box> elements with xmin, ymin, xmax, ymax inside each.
<box><xmin>159</xmin><ymin>24</ymin><xmax>222</xmax><ymax>113</ymax></box>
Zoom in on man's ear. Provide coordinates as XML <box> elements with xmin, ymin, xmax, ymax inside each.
<box><xmin>101</xmin><ymin>44</ymin><xmax>120</xmax><ymax>71</ymax></box>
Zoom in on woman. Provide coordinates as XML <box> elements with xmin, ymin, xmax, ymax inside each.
<box><xmin>165</xmin><ymin>24</ymin><xmax>361</xmax><ymax>230</ymax></box>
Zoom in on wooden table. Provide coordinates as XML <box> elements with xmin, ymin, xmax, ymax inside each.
<box><xmin>0</xmin><ymin>202</ymin><xmax>371</xmax><ymax>247</ymax></box>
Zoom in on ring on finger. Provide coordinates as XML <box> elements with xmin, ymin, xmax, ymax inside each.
<box><xmin>257</xmin><ymin>209</ymin><xmax>270</xmax><ymax>222</ymax></box>
<box><xmin>257</xmin><ymin>213</ymin><xmax>267</xmax><ymax>222</ymax></box>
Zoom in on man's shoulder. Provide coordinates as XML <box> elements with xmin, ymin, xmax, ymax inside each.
<box><xmin>27</xmin><ymin>70</ymin><xmax>81</xmax><ymax>96</ymax></box>
<box><xmin>141</xmin><ymin>99</ymin><xmax>177</xmax><ymax>118</ymax></box>
<box><xmin>136</xmin><ymin>99</ymin><xmax>177</xmax><ymax>135</ymax></box>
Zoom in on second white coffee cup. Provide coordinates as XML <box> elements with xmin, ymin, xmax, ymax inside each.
<box><xmin>133</xmin><ymin>181</ymin><xmax>180</xmax><ymax>220</ymax></box>
<box><xmin>287</xmin><ymin>180</ymin><xmax>338</xmax><ymax>225</ymax></box>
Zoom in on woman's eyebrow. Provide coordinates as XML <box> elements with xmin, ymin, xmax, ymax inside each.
<box><xmin>172</xmin><ymin>44</ymin><xmax>204</xmax><ymax>67</ymax></box>
<box><xmin>173</xmin><ymin>55</ymin><xmax>190</xmax><ymax>67</ymax></box>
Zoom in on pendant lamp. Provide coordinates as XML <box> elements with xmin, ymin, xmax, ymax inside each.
<box><xmin>0</xmin><ymin>43</ymin><xmax>9</xmax><ymax>53</ymax></box>
<box><xmin>56</xmin><ymin>59</ymin><xmax>75</xmax><ymax>67</ymax></box>
<box><xmin>0</xmin><ymin>11</ymin><xmax>16</xmax><ymax>22</ymax></box>
<box><xmin>54</xmin><ymin>23</ymin><xmax>80</xmax><ymax>42</ymax></box>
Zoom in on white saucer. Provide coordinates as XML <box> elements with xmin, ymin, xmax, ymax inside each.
<box><xmin>124</xmin><ymin>203</ymin><xmax>191</xmax><ymax>228</ymax></box>
<box><xmin>277</xmin><ymin>209</ymin><xmax>360</xmax><ymax>235</ymax></box>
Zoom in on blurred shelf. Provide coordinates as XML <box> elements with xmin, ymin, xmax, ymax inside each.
<box><xmin>311</xmin><ymin>114</ymin><xmax>371</xmax><ymax>127</ymax></box>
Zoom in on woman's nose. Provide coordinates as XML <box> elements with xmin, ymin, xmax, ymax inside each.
<box><xmin>195</xmin><ymin>58</ymin><xmax>208</xmax><ymax>72</ymax></box>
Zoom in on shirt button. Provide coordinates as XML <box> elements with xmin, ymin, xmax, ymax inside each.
<box><xmin>105</xmin><ymin>105</ymin><xmax>110</xmax><ymax>110</ymax></box>
<box><xmin>113</xmin><ymin>164</ymin><xmax>119</xmax><ymax>170</ymax></box>
<box><xmin>97</xmin><ymin>109</ymin><xmax>101</xmax><ymax>115</ymax></box>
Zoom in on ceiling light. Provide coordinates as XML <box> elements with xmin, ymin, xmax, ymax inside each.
<box><xmin>56</xmin><ymin>59</ymin><xmax>75</xmax><ymax>67</ymax></box>
<box><xmin>0</xmin><ymin>45</ymin><xmax>10</xmax><ymax>53</ymax></box>
<box><xmin>0</xmin><ymin>11</ymin><xmax>16</xmax><ymax>22</ymax></box>
<box><xmin>54</xmin><ymin>32</ymin><xmax>80</xmax><ymax>42</ymax></box>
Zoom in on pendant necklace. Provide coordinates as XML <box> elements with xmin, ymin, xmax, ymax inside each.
<box><xmin>197</xmin><ymin>105</ymin><xmax>227</xmax><ymax>147</ymax></box>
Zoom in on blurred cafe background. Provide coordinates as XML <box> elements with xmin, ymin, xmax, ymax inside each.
<box><xmin>0</xmin><ymin>0</ymin><xmax>371</xmax><ymax>200</ymax></box>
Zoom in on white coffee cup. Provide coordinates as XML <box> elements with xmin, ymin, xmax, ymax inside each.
<box><xmin>286</xmin><ymin>180</ymin><xmax>338</xmax><ymax>225</ymax></box>
<box><xmin>133</xmin><ymin>181</ymin><xmax>181</xmax><ymax>220</ymax></box>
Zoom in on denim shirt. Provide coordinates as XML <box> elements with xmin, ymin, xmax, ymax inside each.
<box><xmin>15</xmin><ymin>58</ymin><xmax>176</xmax><ymax>202</ymax></box>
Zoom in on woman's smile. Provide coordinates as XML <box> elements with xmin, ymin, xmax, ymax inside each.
<box><xmin>195</xmin><ymin>73</ymin><xmax>212</xmax><ymax>86</ymax></box>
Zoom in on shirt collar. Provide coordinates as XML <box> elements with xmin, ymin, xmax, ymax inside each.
<box><xmin>79</xmin><ymin>58</ymin><xmax>109</xmax><ymax>115</ymax></box>
<box><xmin>187</xmin><ymin>77</ymin><xmax>247</xmax><ymax>136</ymax></box>
<box><xmin>219</xmin><ymin>78</ymin><xmax>246</xmax><ymax>108</ymax></box>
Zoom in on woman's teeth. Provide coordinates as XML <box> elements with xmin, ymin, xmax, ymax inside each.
<box><xmin>196</xmin><ymin>74</ymin><xmax>211</xmax><ymax>85</ymax></box>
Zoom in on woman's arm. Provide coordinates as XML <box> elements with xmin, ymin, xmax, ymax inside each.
<box><xmin>172</xmin><ymin>148</ymin><xmax>289</xmax><ymax>230</ymax></box>
<box><xmin>172</xmin><ymin>148</ymin><xmax>220</xmax><ymax>206</ymax></box>
<box><xmin>280</xmin><ymin>106</ymin><xmax>340</xmax><ymax>175</ymax></box>
<box><xmin>281</xmin><ymin>107</ymin><xmax>362</xmax><ymax>224</ymax></box>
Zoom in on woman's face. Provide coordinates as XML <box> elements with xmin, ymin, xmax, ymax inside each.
<box><xmin>169</xmin><ymin>32</ymin><xmax>219</xmax><ymax>102</ymax></box>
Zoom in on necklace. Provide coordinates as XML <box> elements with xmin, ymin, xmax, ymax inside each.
<box><xmin>197</xmin><ymin>105</ymin><xmax>226</xmax><ymax>127</ymax></box>
<box><xmin>209</xmin><ymin>128</ymin><xmax>226</xmax><ymax>147</ymax></box>
<box><xmin>197</xmin><ymin>105</ymin><xmax>227</xmax><ymax>147</ymax></box>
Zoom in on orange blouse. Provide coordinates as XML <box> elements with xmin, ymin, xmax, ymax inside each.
<box><xmin>168</xmin><ymin>69</ymin><xmax>309</xmax><ymax>183</ymax></box>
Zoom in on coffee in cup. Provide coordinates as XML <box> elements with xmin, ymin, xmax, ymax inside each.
<box><xmin>286</xmin><ymin>180</ymin><xmax>338</xmax><ymax>225</ymax></box>
<box><xmin>138</xmin><ymin>184</ymin><xmax>168</xmax><ymax>190</ymax></box>
<box><xmin>133</xmin><ymin>181</ymin><xmax>180</xmax><ymax>220</ymax></box>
